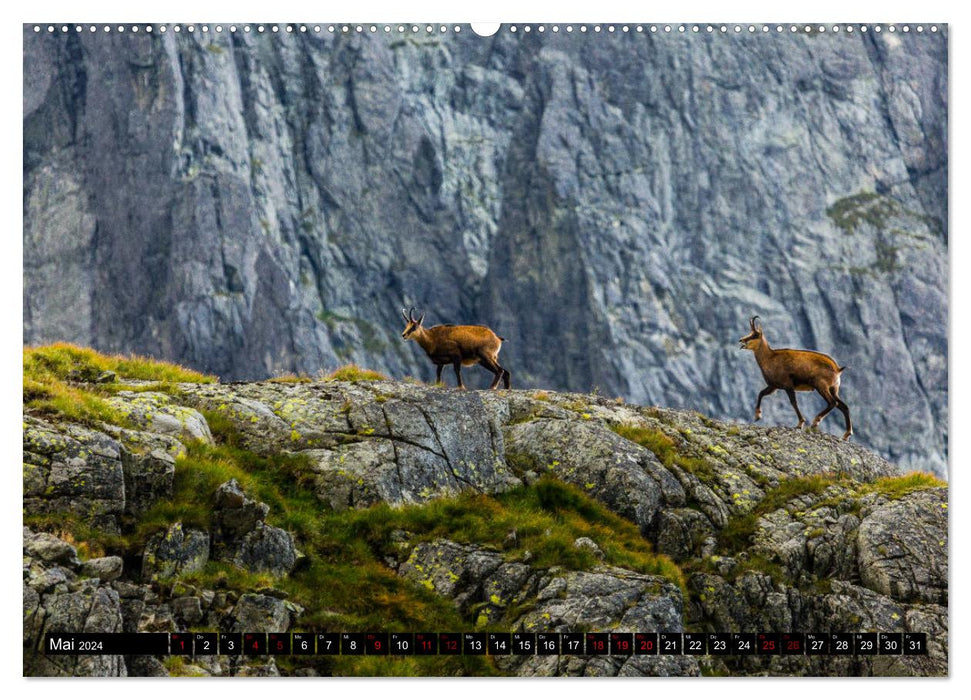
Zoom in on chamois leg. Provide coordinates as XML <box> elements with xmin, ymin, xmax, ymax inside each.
<box><xmin>452</xmin><ymin>361</ymin><xmax>465</xmax><ymax>389</ymax></box>
<box><xmin>831</xmin><ymin>387</ymin><xmax>852</xmax><ymax>440</ymax></box>
<box><xmin>479</xmin><ymin>356</ymin><xmax>504</xmax><ymax>390</ymax></box>
<box><xmin>754</xmin><ymin>386</ymin><xmax>776</xmax><ymax>421</ymax></box>
<box><xmin>785</xmin><ymin>389</ymin><xmax>806</xmax><ymax>428</ymax></box>
<box><xmin>811</xmin><ymin>386</ymin><xmax>837</xmax><ymax>429</ymax></box>
<box><xmin>502</xmin><ymin>367</ymin><xmax>511</xmax><ymax>389</ymax></box>
<box><xmin>435</xmin><ymin>364</ymin><xmax>444</xmax><ymax>386</ymax></box>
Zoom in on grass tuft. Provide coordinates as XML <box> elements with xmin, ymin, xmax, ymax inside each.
<box><xmin>324</xmin><ymin>364</ymin><xmax>388</xmax><ymax>383</ymax></box>
<box><xmin>859</xmin><ymin>471</ymin><xmax>946</xmax><ymax>500</ymax></box>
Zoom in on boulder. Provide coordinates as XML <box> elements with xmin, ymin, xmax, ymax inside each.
<box><xmin>142</xmin><ymin>523</ymin><xmax>210</xmax><ymax>580</ymax></box>
<box><xmin>107</xmin><ymin>391</ymin><xmax>212</xmax><ymax>443</ymax></box>
<box><xmin>80</xmin><ymin>556</ymin><xmax>123</xmax><ymax>582</ymax></box>
<box><xmin>23</xmin><ymin>417</ymin><xmax>126</xmax><ymax>529</ymax></box>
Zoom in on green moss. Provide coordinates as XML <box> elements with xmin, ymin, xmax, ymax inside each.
<box><xmin>813</xmin><ymin>577</ymin><xmax>834</xmax><ymax>595</ymax></box>
<box><xmin>718</xmin><ymin>474</ymin><xmax>845</xmax><ymax>552</ymax></box>
<box><xmin>610</xmin><ymin>423</ymin><xmax>716</xmax><ymax>482</ymax></box>
<box><xmin>506</xmin><ymin>412</ymin><xmax>539</xmax><ymax>426</ymax></box>
<box><xmin>737</xmin><ymin>553</ymin><xmax>786</xmax><ymax>582</ymax></box>
<box><xmin>826</xmin><ymin>192</ymin><xmax>898</xmax><ymax>235</ymax></box>
<box><xmin>561</xmin><ymin>398</ymin><xmax>590</xmax><ymax>413</ymax></box>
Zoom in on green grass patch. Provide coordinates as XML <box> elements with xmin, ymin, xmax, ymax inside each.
<box><xmin>325</xmin><ymin>364</ymin><xmax>388</xmax><ymax>382</ymax></box>
<box><xmin>21</xmin><ymin>513</ymin><xmax>128</xmax><ymax>560</ymax></box>
<box><xmin>561</xmin><ymin>398</ymin><xmax>590</xmax><ymax>413</ymax></box>
<box><xmin>25</xmin><ymin>343</ymin><xmax>214</xmax><ymax>384</ymax></box>
<box><xmin>324</xmin><ymin>477</ymin><xmax>685</xmax><ymax>594</ymax></box>
<box><xmin>23</xmin><ymin>375</ymin><xmax>132</xmax><ymax>428</ymax></box>
<box><xmin>23</xmin><ymin>344</ymin><xmax>214</xmax><ymax>428</ymax></box>
<box><xmin>858</xmin><ymin>471</ymin><xmax>946</xmax><ymax>500</ymax></box>
<box><xmin>611</xmin><ymin>423</ymin><xmax>717</xmax><ymax>482</ymax></box>
<box><xmin>198</xmin><ymin>408</ymin><xmax>243</xmax><ymax>446</ymax></box>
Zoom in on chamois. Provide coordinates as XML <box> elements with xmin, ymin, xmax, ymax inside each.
<box><xmin>739</xmin><ymin>316</ymin><xmax>852</xmax><ymax>441</ymax></box>
<box><xmin>401</xmin><ymin>307</ymin><xmax>511</xmax><ymax>390</ymax></box>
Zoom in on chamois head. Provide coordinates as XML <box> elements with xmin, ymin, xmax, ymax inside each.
<box><xmin>739</xmin><ymin>316</ymin><xmax>764</xmax><ymax>351</ymax></box>
<box><xmin>401</xmin><ymin>307</ymin><xmax>425</xmax><ymax>340</ymax></box>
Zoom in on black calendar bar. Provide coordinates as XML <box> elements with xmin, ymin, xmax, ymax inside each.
<box><xmin>40</xmin><ymin>631</ymin><xmax>931</xmax><ymax>656</ymax></box>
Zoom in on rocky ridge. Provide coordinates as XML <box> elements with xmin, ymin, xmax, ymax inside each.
<box><xmin>23</xmin><ymin>369</ymin><xmax>947</xmax><ymax>677</ymax></box>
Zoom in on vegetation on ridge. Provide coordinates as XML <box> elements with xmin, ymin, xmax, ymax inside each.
<box><xmin>23</xmin><ymin>343</ymin><xmax>215</xmax><ymax>427</ymax></box>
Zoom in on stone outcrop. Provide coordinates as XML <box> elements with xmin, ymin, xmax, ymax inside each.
<box><xmin>24</xmin><ymin>416</ymin><xmax>183</xmax><ymax>529</ymax></box>
<box><xmin>22</xmin><ymin>375</ymin><xmax>949</xmax><ymax>676</ymax></box>
<box><xmin>211</xmin><ymin>479</ymin><xmax>299</xmax><ymax>576</ymax></box>
<box><xmin>141</xmin><ymin>523</ymin><xmax>210</xmax><ymax>580</ymax></box>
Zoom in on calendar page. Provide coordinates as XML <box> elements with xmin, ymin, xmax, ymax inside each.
<box><xmin>23</xmin><ymin>20</ymin><xmax>947</xmax><ymax>678</ymax></box>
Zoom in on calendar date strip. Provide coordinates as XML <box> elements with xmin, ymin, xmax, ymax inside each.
<box><xmin>44</xmin><ymin>631</ymin><xmax>928</xmax><ymax>657</ymax></box>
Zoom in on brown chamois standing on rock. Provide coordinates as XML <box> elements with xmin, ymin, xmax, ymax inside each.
<box><xmin>739</xmin><ymin>316</ymin><xmax>852</xmax><ymax>440</ymax></box>
<box><xmin>401</xmin><ymin>307</ymin><xmax>511</xmax><ymax>390</ymax></box>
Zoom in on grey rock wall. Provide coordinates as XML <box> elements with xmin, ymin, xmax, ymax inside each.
<box><xmin>23</xmin><ymin>25</ymin><xmax>947</xmax><ymax>474</ymax></box>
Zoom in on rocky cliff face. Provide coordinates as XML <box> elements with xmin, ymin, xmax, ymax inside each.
<box><xmin>23</xmin><ymin>358</ymin><xmax>947</xmax><ymax>677</ymax></box>
<box><xmin>23</xmin><ymin>25</ymin><xmax>948</xmax><ymax>475</ymax></box>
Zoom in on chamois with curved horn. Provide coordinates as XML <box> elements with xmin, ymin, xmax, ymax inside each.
<box><xmin>401</xmin><ymin>307</ymin><xmax>511</xmax><ymax>390</ymax></box>
<box><xmin>739</xmin><ymin>316</ymin><xmax>852</xmax><ymax>440</ymax></box>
